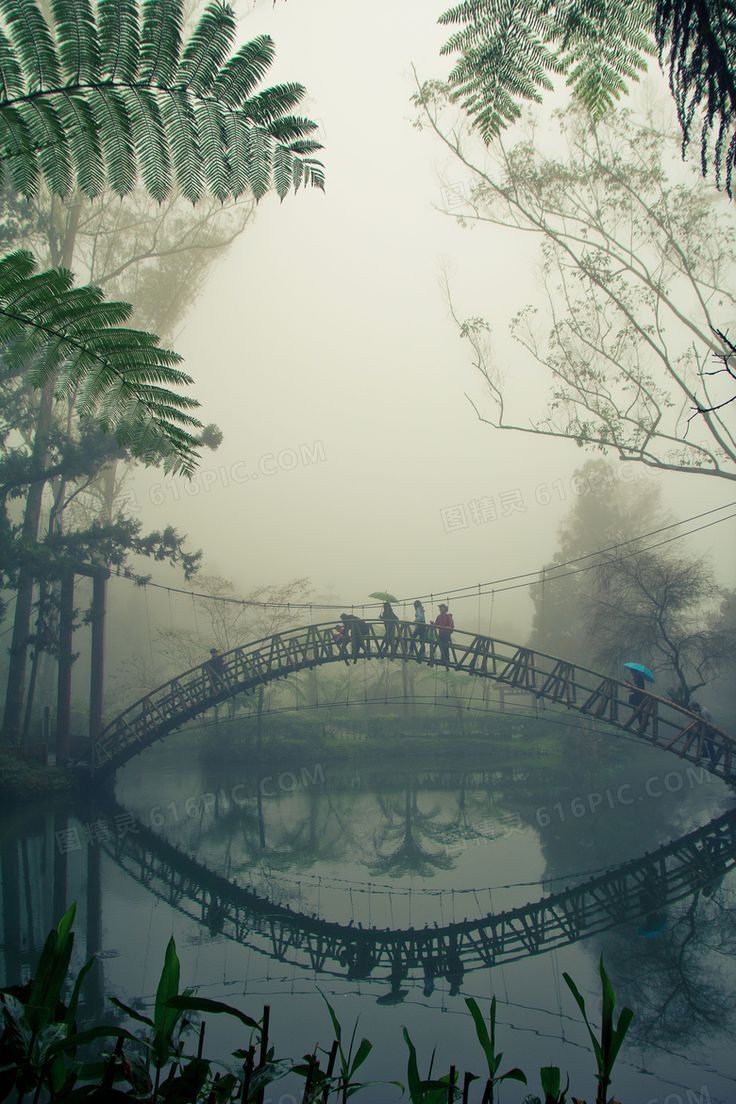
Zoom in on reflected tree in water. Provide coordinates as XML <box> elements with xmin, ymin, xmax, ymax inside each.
<box><xmin>602</xmin><ymin>879</ymin><xmax>736</xmax><ymax>1048</ymax></box>
<box><xmin>371</xmin><ymin>782</ymin><xmax>455</xmax><ymax>878</ymax></box>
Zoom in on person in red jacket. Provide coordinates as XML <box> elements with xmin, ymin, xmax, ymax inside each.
<box><xmin>432</xmin><ymin>603</ymin><xmax>454</xmax><ymax>665</ymax></box>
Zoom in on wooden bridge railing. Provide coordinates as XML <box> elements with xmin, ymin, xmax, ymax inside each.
<box><xmin>92</xmin><ymin>620</ymin><xmax>736</xmax><ymax>781</ymax></box>
<box><xmin>102</xmin><ymin>800</ymin><xmax>736</xmax><ymax>981</ymax></box>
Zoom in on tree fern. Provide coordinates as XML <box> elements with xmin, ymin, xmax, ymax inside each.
<box><xmin>0</xmin><ymin>250</ymin><xmax>202</xmax><ymax>474</ymax></box>
<box><xmin>51</xmin><ymin>0</ymin><xmax>100</xmax><ymax>85</ymax></box>
<box><xmin>439</xmin><ymin>0</ymin><xmax>654</xmax><ymax>140</ymax></box>
<box><xmin>438</xmin><ymin>0</ymin><xmax>736</xmax><ymax>198</ymax></box>
<box><xmin>0</xmin><ymin>0</ymin><xmax>324</xmax><ymax>203</ymax></box>
<box><xmin>656</xmin><ymin>0</ymin><xmax>736</xmax><ymax>196</ymax></box>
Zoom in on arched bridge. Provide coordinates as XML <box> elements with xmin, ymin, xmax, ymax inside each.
<box><xmin>100</xmin><ymin>799</ymin><xmax>736</xmax><ymax>983</ymax></box>
<box><xmin>92</xmin><ymin>621</ymin><xmax>736</xmax><ymax>781</ymax></box>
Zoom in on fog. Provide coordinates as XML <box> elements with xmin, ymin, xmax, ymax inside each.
<box><xmin>113</xmin><ymin>0</ymin><xmax>736</xmax><ymax>640</ymax></box>
<box><xmin>3</xmin><ymin>5</ymin><xmax>736</xmax><ymax>1096</ymax></box>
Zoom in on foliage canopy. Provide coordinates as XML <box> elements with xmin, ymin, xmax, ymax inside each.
<box><xmin>439</xmin><ymin>0</ymin><xmax>736</xmax><ymax>197</ymax></box>
<box><xmin>0</xmin><ymin>249</ymin><xmax>202</xmax><ymax>474</ymax></box>
<box><xmin>0</xmin><ymin>0</ymin><xmax>324</xmax><ymax>202</ymax></box>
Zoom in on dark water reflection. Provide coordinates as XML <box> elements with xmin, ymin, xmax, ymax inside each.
<box><xmin>2</xmin><ymin>718</ymin><xmax>736</xmax><ymax>1101</ymax></box>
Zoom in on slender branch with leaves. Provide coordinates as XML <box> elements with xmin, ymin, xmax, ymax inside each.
<box><xmin>415</xmin><ymin>90</ymin><xmax>736</xmax><ymax>481</ymax></box>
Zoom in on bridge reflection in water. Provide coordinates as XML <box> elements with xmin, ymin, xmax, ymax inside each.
<box><xmin>100</xmin><ymin>799</ymin><xmax>736</xmax><ymax>996</ymax></box>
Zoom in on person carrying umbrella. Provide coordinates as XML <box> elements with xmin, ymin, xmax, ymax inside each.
<box><xmin>379</xmin><ymin>600</ymin><xmax>399</xmax><ymax>650</ymax></box>
<box><xmin>623</xmin><ymin>661</ymin><xmax>654</xmax><ymax>707</ymax></box>
<box><xmin>369</xmin><ymin>591</ymin><xmax>400</xmax><ymax>653</ymax></box>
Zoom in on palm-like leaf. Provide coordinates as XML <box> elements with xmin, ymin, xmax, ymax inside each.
<box><xmin>656</xmin><ymin>0</ymin><xmax>736</xmax><ymax>197</ymax></box>
<box><xmin>0</xmin><ymin>250</ymin><xmax>202</xmax><ymax>474</ymax></box>
<box><xmin>0</xmin><ymin>0</ymin><xmax>324</xmax><ymax>202</ymax></box>
<box><xmin>439</xmin><ymin>0</ymin><xmax>736</xmax><ymax>198</ymax></box>
<box><xmin>439</xmin><ymin>0</ymin><xmax>654</xmax><ymax>141</ymax></box>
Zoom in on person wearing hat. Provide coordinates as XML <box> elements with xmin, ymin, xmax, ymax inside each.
<box><xmin>432</xmin><ymin>603</ymin><xmax>454</xmax><ymax>665</ymax></box>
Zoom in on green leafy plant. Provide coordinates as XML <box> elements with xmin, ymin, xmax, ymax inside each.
<box><xmin>402</xmin><ymin>1027</ymin><xmax>459</xmax><ymax>1104</ymax></box>
<box><xmin>436</xmin><ymin>0</ymin><xmax>736</xmax><ymax>197</ymax></box>
<box><xmin>563</xmin><ymin>957</ymin><xmax>634</xmax><ymax>1104</ymax></box>
<box><xmin>0</xmin><ymin>249</ymin><xmax>202</xmax><ymax>474</ymax></box>
<box><xmin>540</xmin><ymin>1065</ymin><xmax>569</xmax><ymax>1103</ymax></box>
<box><xmin>318</xmin><ymin>991</ymin><xmax>397</xmax><ymax>1101</ymax></box>
<box><xmin>0</xmin><ymin>0</ymin><xmax>324</xmax><ymax>203</ymax></box>
<box><xmin>0</xmin><ymin>907</ymin><xmax>639</xmax><ymax>1103</ymax></box>
<box><xmin>0</xmin><ymin>903</ymin><xmax>137</xmax><ymax>1102</ymax></box>
<box><xmin>465</xmin><ymin>995</ymin><xmax>527</xmax><ymax>1103</ymax></box>
<box><xmin>110</xmin><ymin>935</ymin><xmax>191</xmax><ymax>1097</ymax></box>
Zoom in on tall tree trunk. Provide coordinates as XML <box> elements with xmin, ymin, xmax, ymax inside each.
<box><xmin>2</xmin><ymin>382</ymin><xmax>56</xmax><ymax>743</ymax></box>
<box><xmin>2</xmin><ymin>203</ymin><xmax>81</xmax><ymax>744</ymax></box>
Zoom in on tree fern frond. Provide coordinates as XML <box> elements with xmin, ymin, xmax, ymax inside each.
<box><xmin>267</xmin><ymin>115</ymin><xmax>319</xmax><ymax>143</ymax></box>
<box><xmin>178</xmin><ymin>0</ymin><xmax>236</xmax><ymax>95</ymax></box>
<box><xmin>50</xmin><ymin>0</ymin><xmax>100</xmax><ymax>84</ymax></box>
<box><xmin>195</xmin><ymin>98</ymin><xmax>229</xmax><ymax>198</ymax></box>
<box><xmin>439</xmin><ymin>0</ymin><xmax>655</xmax><ymax>141</ymax></box>
<box><xmin>444</xmin><ymin>1</ymin><xmax>562</xmax><ymax>139</ymax></box>
<box><xmin>558</xmin><ymin>0</ymin><xmax>653</xmax><ymax>119</ymax></box>
<box><xmin>0</xmin><ymin>250</ymin><xmax>202</xmax><ymax>475</ymax></box>
<box><xmin>243</xmin><ymin>83</ymin><xmax>307</xmax><ymax>125</ymax></box>
<box><xmin>54</xmin><ymin>91</ymin><xmax>104</xmax><ymax>196</ymax></box>
<box><xmin>0</xmin><ymin>0</ymin><xmax>61</xmax><ymax>92</ymax></box>
<box><xmin>0</xmin><ymin>0</ymin><xmax>324</xmax><ymax>203</ymax></box>
<box><xmin>221</xmin><ymin>110</ymin><xmax>249</xmax><ymax>196</ymax></box>
<box><xmin>121</xmin><ymin>85</ymin><xmax>171</xmax><ymax>201</ymax></box>
<box><xmin>139</xmin><ymin>0</ymin><xmax>182</xmax><ymax>85</ymax></box>
<box><xmin>87</xmin><ymin>86</ymin><xmax>136</xmax><ymax>195</ymax></box>
<box><xmin>160</xmin><ymin>86</ymin><xmax>203</xmax><ymax>202</ymax></box>
<box><xmin>97</xmin><ymin>0</ymin><xmax>140</xmax><ymax>81</ymax></box>
<box><xmin>244</xmin><ymin>123</ymin><xmax>271</xmax><ymax>200</ymax></box>
<box><xmin>287</xmin><ymin>138</ymin><xmax>324</xmax><ymax>155</ymax></box>
<box><xmin>272</xmin><ymin>142</ymin><xmax>293</xmax><ymax>200</ymax></box>
<box><xmin>438</xmin><ymin>0</ymin><xmax>736</xmax><ymax>200</ymax></box>
<box><xmin>16</xmin><ymin>97</ymin><xmax>71</xmax><ymax>196</ymax></box>
<box><xmin>300</xmin><ymin>158</ymin><xmax>325</xmax><ymax>191</ymax></box>
<box><xmin>0</xmin><ymin>28</ymin><xmax>24</xmax><ymax>99</ymax></box>
<box><xmin>211</xmin><ymin>34</ymin><xmax>275</xmax><ymax>105</ymax></box>
<box><xmin>291</xmin><ymin>152</ymin><xmax>303</xmax><ymax>192</ymax></box>
<box><xmin>656</xmin><ymin>0</ymin><xmax>736</xmax><ymax>196</ymax></box>
<box><xmin>0</xmin><ymin>105</ymin><xmax>37</xmax><ymax>194</ymax></box>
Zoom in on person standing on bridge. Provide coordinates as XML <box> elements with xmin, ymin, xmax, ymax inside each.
<box><xmin>412</xmin><ymin>600</ymin><xmax>427</xmax><ymax>660</ymax></box>
<box><xmin>432</xmin><ymin>603</ymin><xmax>454</xmax><ymax>666</ymax></box>
<box><xmin>627</xmin><ymin>668</ymin><xmax>646</xmax><ymax>707</ymax></box>
<box><xmin>380</xmin><ymin>600</ymin><xmax>399</xmax><ymax>652</ymax></box>
<box><xmin>205</xmin><ymin>647</ymin><xmax>226</xmax><ymax>690</ymax></box>
<box><xmin>339</xmin><ymin>612</ymin><xmax>370</xmax><ymax>663</ymax></box>
<box><xmin>691</xmin><ymin>701</ymin><xmax>718</xmax><ymax>768</ymax></box>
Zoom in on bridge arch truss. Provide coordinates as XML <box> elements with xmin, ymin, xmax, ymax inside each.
<box><xmin>92</xmin><ymin>621</ymin><xmax>736</xmax><ymax>782</ymax></box>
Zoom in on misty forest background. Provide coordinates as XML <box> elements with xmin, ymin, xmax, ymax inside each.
<box><xmin>1</xmin><ymin>0</ymin><xmax>736</xmax><ymax>752</ymax></box>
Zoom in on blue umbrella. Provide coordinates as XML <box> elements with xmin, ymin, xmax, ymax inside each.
<box><xmin>623</xmin><ymin>661</ymin><xmax>655</xmax><ymax>683</ymax></box>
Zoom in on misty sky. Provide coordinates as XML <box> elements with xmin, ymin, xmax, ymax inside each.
<box><xmin>124</xmin><ymin>0</ymin><xmax>736</xmax><ymax>636</ymax></box>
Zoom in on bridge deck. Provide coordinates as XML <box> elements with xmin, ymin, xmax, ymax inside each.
<box><xmin>92</xmin><ymin>621</ymin><xmax>736</xmax><ymax>783</ymax></box>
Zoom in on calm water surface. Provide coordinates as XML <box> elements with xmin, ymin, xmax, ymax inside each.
<box><xmin>2</xmin><ymin>716</ymin><xmax>735</xmax><ymax>1102</ymax></box>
